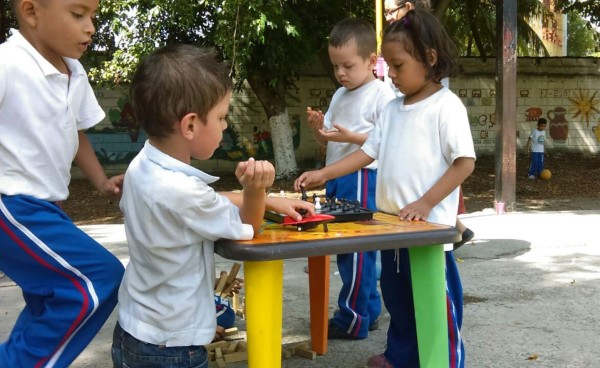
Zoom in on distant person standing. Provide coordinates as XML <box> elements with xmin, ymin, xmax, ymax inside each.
<box><xmin>526</xmin><ymin>118</ymin><xmax>547</xmax><ymax>179</ymax></box>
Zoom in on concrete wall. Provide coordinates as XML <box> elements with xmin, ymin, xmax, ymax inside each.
<box><xmin>84</xmin><ymin>57</ymin><xmax>600</xmax><ymax>176</ymax></box>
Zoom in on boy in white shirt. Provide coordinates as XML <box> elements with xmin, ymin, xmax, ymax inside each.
<box><xmin>111</xmin><ymin>44</ymin><xmax>313</xmax><ymax>368</ymax></box>
<box><xmin>0</xmin><ymin>0</ymin><xmax>125</xmax><ymax>366</ymax></box>
<box><xmin>306</xmin><ymin>18</ymin><xmax>395</xmax><ymax>340</ymax></box>
<box><xmin>526</xmin><ymin>118</ymin><xmax>547</xmax><ymax>179</ymax></box>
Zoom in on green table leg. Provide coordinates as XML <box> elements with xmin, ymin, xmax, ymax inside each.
<box><xmin>409</xmin><ymin>244</ymin><xmax>449</xmax><ymax>368</ymax></box>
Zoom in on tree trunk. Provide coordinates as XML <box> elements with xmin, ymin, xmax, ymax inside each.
<box><xmin>246</xmin><ymin>74</ymin><xmax>299</xmax><ymax>179</ymax></box>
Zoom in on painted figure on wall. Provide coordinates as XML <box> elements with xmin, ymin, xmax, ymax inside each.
<box><xmin>547</xmin><ymin>106</ymin><xmax>568</xmax><ymax>142</ymax></box>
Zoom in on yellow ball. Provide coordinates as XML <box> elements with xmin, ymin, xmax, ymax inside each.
<box><xmin>540</xmin><ymin>169</ymin><xmax>551</xmax><ymax>180</ymax></box>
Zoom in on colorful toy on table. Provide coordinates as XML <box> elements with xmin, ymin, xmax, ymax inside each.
<box><xmin>264</xmin><ymin>209</ymin><xmax>335</xmax><ymax>232</ymax></box>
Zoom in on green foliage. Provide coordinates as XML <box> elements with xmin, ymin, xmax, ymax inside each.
<box><xmin>567</xmin><ymin>11</ymin><xmax>599</xmax><ymax>56</ymax></box>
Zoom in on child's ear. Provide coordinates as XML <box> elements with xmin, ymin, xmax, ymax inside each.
<box><xmin>19</xmin><ymin>0</ymin><xmax>39</xmax><ymax>28</ymax></box>
<box><xmin>368</xmin><ymin>52</ymin><xmax>378</xmax><ymax>70</ymax></box>
<box><xmin>426</xmin><ymin>49</ymin><xmax>438</xmax><ymax>67</ymax></box>
<box><xmin>179</xmin><ymin>113</ymin><xmax>197</xmax><ymax>141</ymax></box>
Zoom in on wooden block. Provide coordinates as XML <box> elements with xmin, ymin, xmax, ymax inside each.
<box><xmin>226</xmin><ymin>341</ymin><xmax>238</xmax><ymax>354</ymax></box>
<box><xmin>225</xmin><ymin>263</ymin><xmax>241</xmax><ymax>284</ymax></box>
<box><xmin>224</xmin><ymin>327</ymin><xmax>238</xmax><ymax>336</ymax></box>
<box><xmin>223</xmin><ymin>351</ymin><xmax>248</xmax><ymax>363</ymax></box>
<box><xmin>282</xmin><ymin>349</ymin><xmax>292</xmax><ymax>359</ymax></box>
<box><xmin>214</xmin><ymin>272</ymin><xmax>229</xmax><ymax>294</ymax></box>
<box><xmin>215</xmin><ymin>347</ymin><xmax>223</xmax><ymax>359</ymax></box>
<box><xmin>237</xmin><ymin>340</ymin><xmax>247</xmax><ymax>352</ymax></box>
<box><xmin>289</xmin><ymin>341</ymin><xmax>309</xmax><ymax>354</ymax></box>
<box><xmin>215</xmin><ymin>358</ymin><xmax>226</xmax><ymax>368</ymax></box>
<box><xmin>231</xmin><ymin>293</ymin><xmax>238</xmax><ymax>310</ymax></box>
<box><xmin>206</xmin><ymin>340</ymin><xmax>228</xmax><ymax>351</ymax></box>
<box><xmin>208</xmin><ymin>351</ymin><xmax>215</xmax><ymax>361</ymax></box>
<box><xmin>295</xmin><ymin>346</ymin><xmax>316</xmax><ymax>360</ymax></box>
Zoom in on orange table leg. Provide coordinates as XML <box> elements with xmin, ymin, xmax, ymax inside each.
<box><xmin>308</xmin><ymin>255</ymin><xmax>330</xmax><ymax>355</ymax></box>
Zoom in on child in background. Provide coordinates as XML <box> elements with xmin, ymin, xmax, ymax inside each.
<box><xmin>295</xmin><ymin>9</ymin><xmax>475</xmax><ymax>368</ymax></box>
<box><xmin>0</xmin><ymin>0</ymin><xmax>125</xmax><ymax>366</ymax></box>
<box><xmin>306</xmin><ymin>18</ymin><xmax>396</xmax><ymax>340</ymax></box>
<box><xmin>111</xmin><ymin>44</ymin><xmax>313</xmax><ymax>368</ymax></box>
<box><xmin>526</xmin><ymin>118</ymin><xmax>547</xmax><ymax>179</ymax></box>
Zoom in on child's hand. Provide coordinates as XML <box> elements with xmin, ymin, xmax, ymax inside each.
<box><xmin>213</xmin><ymin>325</ymin><xmax>226</xmax><ymax>342</ymax></box>
<box><xmin>398</xmin><ymin>199</ymin><xmax>431</xmax><ymax>222</ymax></box>
<box><xmin>294</xmin><ymin>170</ymin><xmax>326</xmax><ymax>192</ymax></box>
<box><xmin>318</xmin><ymin>124</ymin><xmax>355</xmax><ymax>143</ymax></box>
<box><xmin>235</xmin><ymin>158</ymin><xmax>275</xmax><ymax>192</ymax></box>
<box><xmin>306</xmin><ymin>107</ymin><xmax>324</xmax><ymax>130</ymax></box>
<box><xmin>98</xmin><ymin>174</ymin><xmax>124</xmax><ymax>198</ymax></box>
<box><xmin>266</xmin><ymin>197</ymin><xmax>315</xmax><ymax>222</ymax></box>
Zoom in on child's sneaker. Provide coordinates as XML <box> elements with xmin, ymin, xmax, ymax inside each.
<box><xmin>367</xmin><ymin>353</ymin><xmax>394</xmax><ymax>368</ymax></box>
<box><xmin>528</xmin><ymin>175</ymin><xmax>535</xmax><ymax>179</ymax></box>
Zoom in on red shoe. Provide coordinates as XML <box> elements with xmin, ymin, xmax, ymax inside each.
<box><xmin>367</xmin><ymin>353</ymin><xmax>394</xmax><ymax>368</ymax></box>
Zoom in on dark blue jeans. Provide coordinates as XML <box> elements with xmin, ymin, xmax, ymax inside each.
<box><xmin>112</xmin><ymin>322</ymin><xmax>208</xmax><ymax>368</ymax></box>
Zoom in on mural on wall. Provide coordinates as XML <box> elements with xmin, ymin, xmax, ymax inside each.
<box><xmin>88</xmin><ymin>96</ymin><xmax>302</xmax><ymax>165</ymax></box>
<box><xmin>547</xmin><ymin>106</ymin><xmax>569</xmax><ymax>142</ymax></box>
<box><xmin>460</xmin><ymin>85</ymin><xmax>600</xmax><ymax>151</ymax></box>
<box><xmin>569</xmin><ymin>90</ymin><xmax>599</xmax><ymax>128</ymax></box>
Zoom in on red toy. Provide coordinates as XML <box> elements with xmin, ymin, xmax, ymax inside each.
<box><xmin>265</xmin><ymin>211</ymin><xmax>335</xmax><ymax>232</ymax></box>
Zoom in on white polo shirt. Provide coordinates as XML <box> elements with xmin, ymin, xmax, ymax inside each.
<box><xmin>324</xmin><ymin>79</ymin><xmax>395</xmax><ymax>170</ymax></box>
<box><xmin>118</xmin><ymin>141</ymin><xmax>254</xmax><ymax>347</ymax></box>
<box><xmin>362</xmin><ymin>87</ymin><xmax>475</xmax><ymax>243</ymax></box>
<box><xmin>0</xmin><ymin>29</ymin><xmax>105</xmax><ymax>201</ymax></box>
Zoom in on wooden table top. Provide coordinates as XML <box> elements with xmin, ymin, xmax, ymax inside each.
<box><xmin>215</xmin><ymin>212</ymin><xmax>459</xmax><ymax>261</ymax></box>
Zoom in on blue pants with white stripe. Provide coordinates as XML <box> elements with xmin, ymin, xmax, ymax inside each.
<box><xmin>0</xmin><ymin>195</ymin><xmax>124</xmax><ymax>368</ymax></box>
<box><xmin>380</xmin><ymin>248</ymin><xmax>465</xmax><ymax>368</ymax></box>
<box><xmin>326</xmin><ymin>169</ymin><xmax>381</xmax><ymax>339</ymax></box>
<box><xmin>528</xmin><ymin>152</ymin><xmax>544</xmax><ymax>177</ymax></box>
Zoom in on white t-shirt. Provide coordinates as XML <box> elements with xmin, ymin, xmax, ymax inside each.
<box><xmin>529</xmin><ymin>129</ymin><xmax>546</xmax><ymax>153</ymax></box>
<box><xmin>362</xmin><ymin>87</ymin><xmax>476</xmax><ymax>229</ymax></box>
<box><xmin>324</xmin><ymin>79</ymin><xmax>396</xmax><ymax>169</ymax></box>
<box><xmin>118</xmin><ymin>141</ymin><xmax>254</xmax><ymax>347</ymax></box>
<box><xmin>0</xmin><ymin>29</ymin><xmax>105</xmax><ymax>201</ymax></box>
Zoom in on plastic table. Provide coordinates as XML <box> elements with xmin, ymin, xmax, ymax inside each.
<box><xmin>215</xmin><ymin>212</ymin><xmax>459</xmax><ymax>368</ymax></box>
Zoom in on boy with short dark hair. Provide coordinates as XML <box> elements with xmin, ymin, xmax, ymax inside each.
<box><xmin>526</xmin><ymin>118</ymin><xmax>547</xmax><ymax>179</ymax></box>
<box><xmin>306</xmin><ymin>18</ymin><xmax>396</xmax><ymax>340</ymax></box>
<box><xmin>111</xmin><ymin>44</ymin><xmax>313</xmax><ymax>367</ymax></box>
<box><xmin>0</xmin><ymin>0</ymin><xmax>125</xmax><ymax>366</ymax></box>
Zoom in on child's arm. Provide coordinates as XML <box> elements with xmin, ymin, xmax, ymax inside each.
<box><xmin>294</xmin><ymin>149</ymin><xmax>374</xmax><ymax>191</ymax></box>
<box><xmin>234</xmin><ymin>158</ymin><xmax>274</xmax><ymax>233</ymax></box>
<box><xmin>398</xmin><ymin>157</ymin><xmax>475</xmax><ymax>222</ymax></box>
<box><xmin>223</xmin><ymin>192</ymin><xmax>315</xmax><ymax>222</ymax></box>
<box><xmin>73</xmin><ymin>131</ymin><xmax>124</xmax><ymax>197</ymax></box>
<box><xmin>318</xmin><ymin>123</ymin><xmax>369</xmax><ymax>145</ymax></box>
<box><xmin>525</xmin><ymin>137</ymin><xmax>532</xmax><ymax>152</ymax></box>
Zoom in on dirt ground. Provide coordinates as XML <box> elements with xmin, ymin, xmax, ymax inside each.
<box><xmin>63</xmin><ymin>151</ymin><xmax>600</xmax><ymax>225</ymax></box>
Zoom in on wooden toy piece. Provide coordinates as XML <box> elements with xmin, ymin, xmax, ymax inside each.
<box><xmin>282</xmin><ymin>349</ymin><xmax>292</xmax><ymax>359</ymax></box>
<box><xmin>206</xmin><ymin>340</ymin><xmax>228</xmax><ymax>351</ymax></box>
<box><xmin>226</xmin><ymin>341</ymin><xmax>238</xmax><ymax>354</ymax></box>
<box><xmin>295</xmin><ymin>345</ymin><xmax>317</xmax><ymax>360</ymax></box>
<box><xmin>214</xmin><ymin>272</ymin><xmax>229</xmax><ymax>294</ymax></box>
<box><xmin>223</xmin><ymin>351</ymin><xmax>248</xmax><ymax>363</ymax></box>
<box><xmin>224</xmin><ymin>327</ymin><xmax>238</xmax><ymax>336</ymax></box>
<box><xmin>215</xmin><ymin>358</ymin><xmax>226</xmax><ymax>368</ymax></box>
<box><xmin>220</xmin><ymin>263</ymin><xmax>241</xmax><ymax>296</ymax></box>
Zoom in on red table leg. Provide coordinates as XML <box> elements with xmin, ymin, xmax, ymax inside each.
<box><xmin>308</xmin><ymin>255</ymin><xmax>330</xmax><ymax>355</ymax></box>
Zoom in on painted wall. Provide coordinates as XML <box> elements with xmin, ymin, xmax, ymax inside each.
<box><xmin>83</xmin><ymin>57</ymin><xmax>599</xmax><ymax>177</ymax></box>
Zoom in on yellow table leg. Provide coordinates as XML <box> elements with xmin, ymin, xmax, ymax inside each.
<box><xmin>244</xmin><ymin>260</ymin><xmax>284</xmax><ymax>368</ymax></box>
<box><xmin>409</xmin><ymin>244</ymin><xmax>449</xmax><ymax>368</ymax></box>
